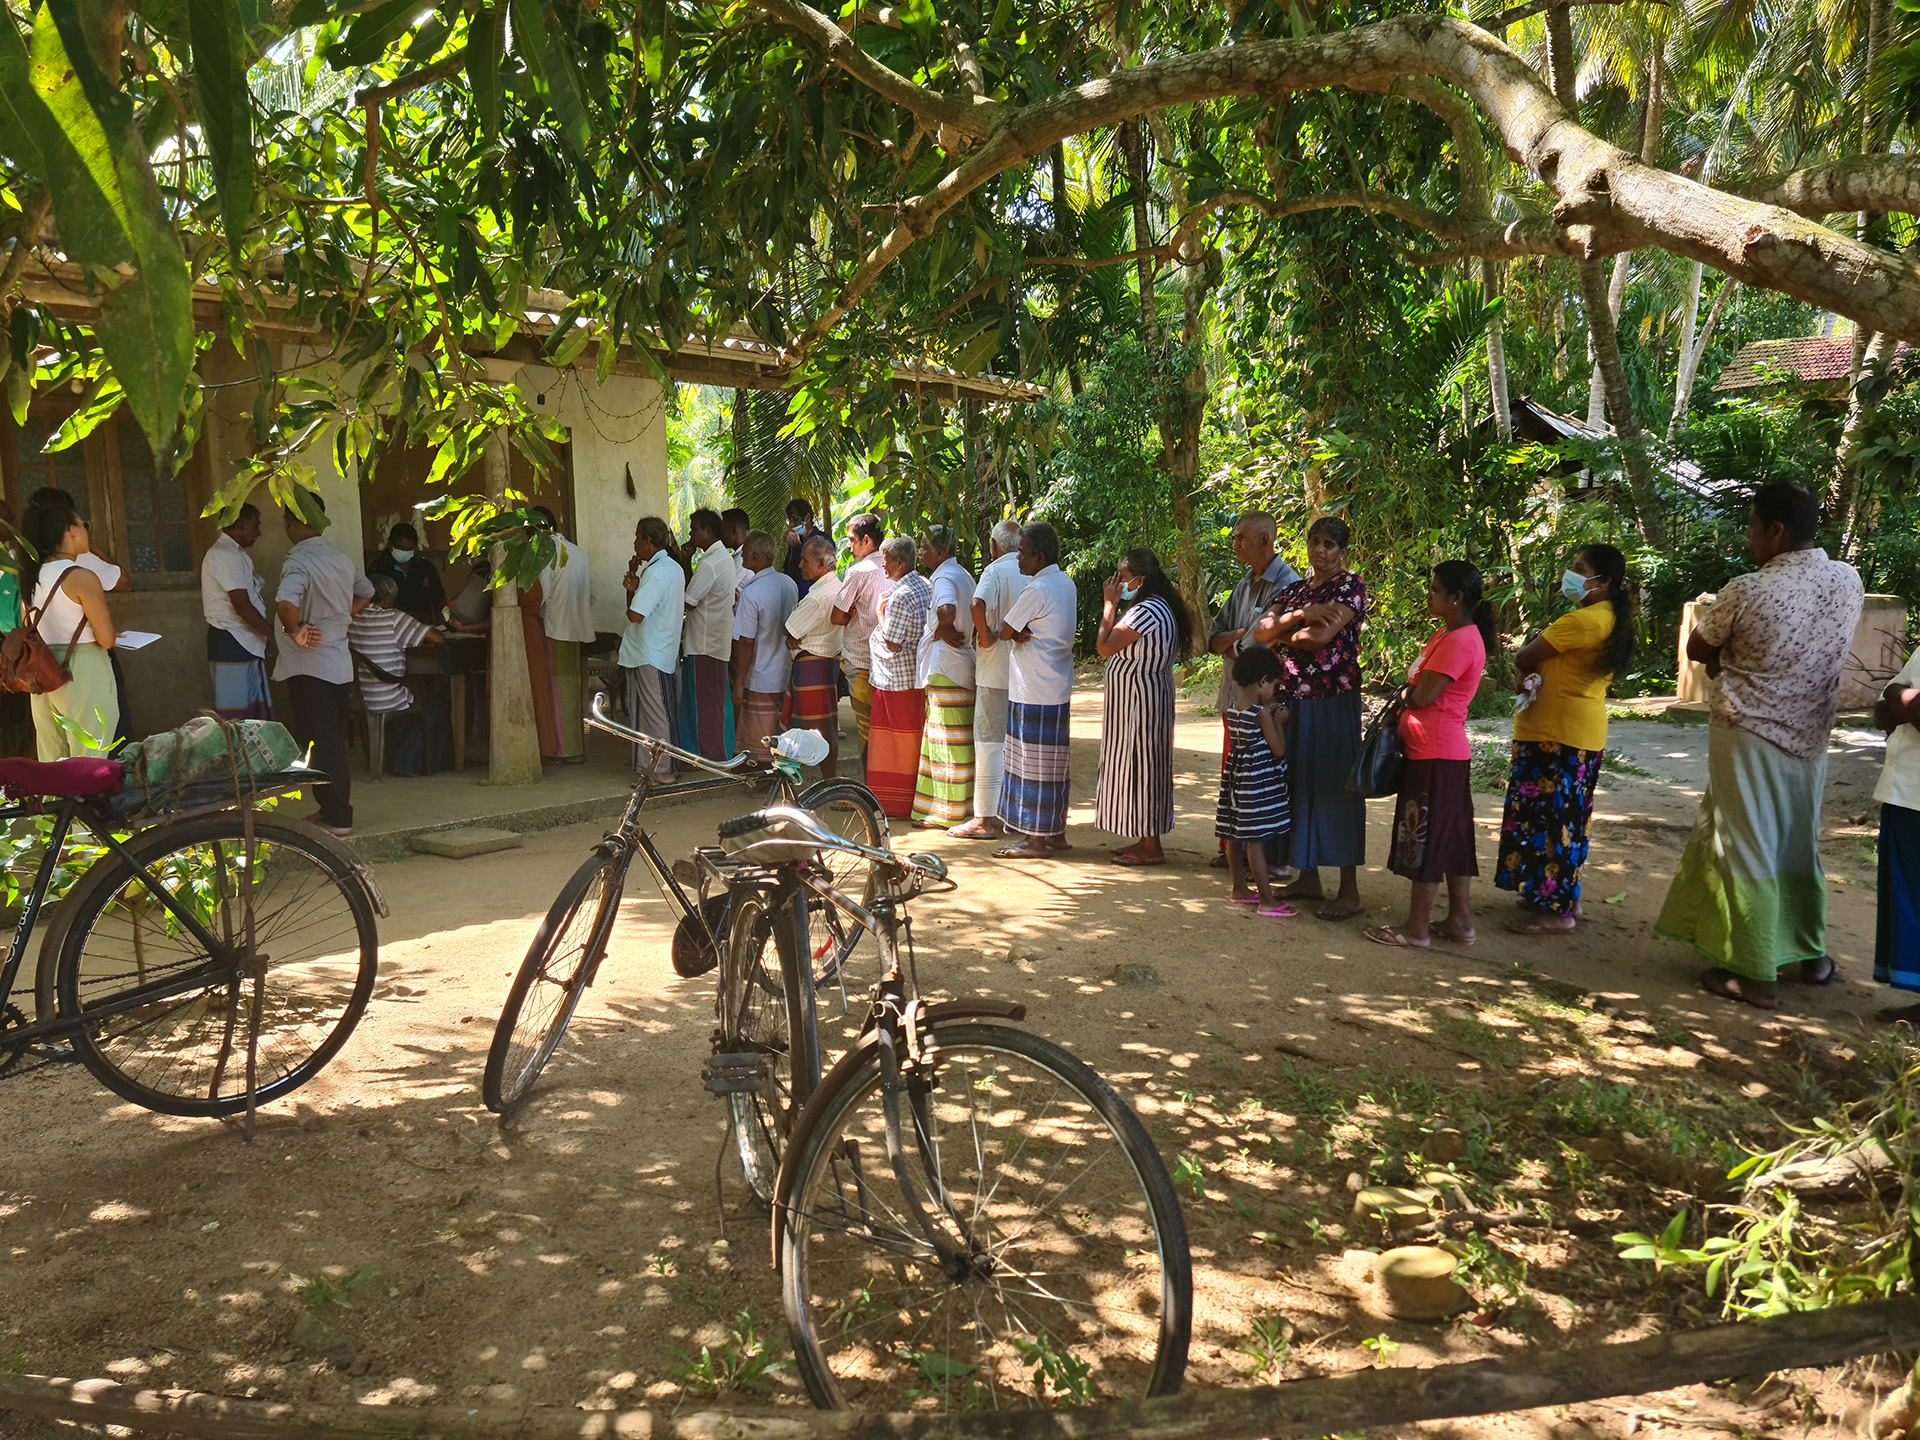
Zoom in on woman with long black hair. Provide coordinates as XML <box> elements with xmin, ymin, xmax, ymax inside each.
<box><xmin>1496</xmin><ymin>544</ymin><xmax>1636</xmax><ymax>935</ymax></box>
<box><xmin>19</xmin><ymin>487</ymin><xmax>120</xmax><ymax>758</ymax></box>
<box><xmin>1365</xmin><ymin>560</ymin><xmax>1495</xmax><ymax>950</ymax></box>
<box><xmin>1094</xmin><ymin>548</ymin><xmax>1193</xmax><ymax>865</ymax></box>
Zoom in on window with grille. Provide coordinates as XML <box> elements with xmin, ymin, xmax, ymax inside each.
<box><xmin>115</xmin><ymin>420</ymin><xmax>191</xmax><ymax>575</ymax></box>
<box><xmin>11</xmin><ymin>417</ymin><xmax>94</xmax><ymax>522</ymax></box>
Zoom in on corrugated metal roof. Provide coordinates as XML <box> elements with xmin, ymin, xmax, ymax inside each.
<box><xmin>1712</xmin><ymin>335</ymin><xmax>1910</xmax><ymax>391</ymax></box>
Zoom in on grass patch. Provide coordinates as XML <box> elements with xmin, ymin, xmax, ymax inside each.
<box><xmin>1470</xmin><ymin>737</ymin><xmax>1511</xmax><ymax>792</ymax></box>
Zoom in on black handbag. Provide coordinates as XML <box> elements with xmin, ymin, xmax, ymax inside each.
<box><xmin>1347</xmin><ymin>691</ymin><xmax>1407</xmax><ymax>798</ymax></box>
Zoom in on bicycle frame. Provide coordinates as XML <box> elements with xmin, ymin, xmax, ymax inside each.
<box><xmin>0</xmin><ymin>798</ymin><xmax>272</xmax><ymax>1051</ymax></box>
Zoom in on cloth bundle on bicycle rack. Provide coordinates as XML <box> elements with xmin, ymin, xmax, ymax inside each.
<box><xmin>717</xmin><ymin>811</ymin><xmax>820</xmax><ymax>863</ymax></box>
<box><xmin>114</xmin><ymin>717</ymin><xmax>303</xmax><ymax>814</ymax></box>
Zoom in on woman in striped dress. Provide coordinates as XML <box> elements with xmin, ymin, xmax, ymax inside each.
<box><xmin>1095</xmin><ymin>549</ymin><xmax>1193</xmax><ymax>866</ymax></box>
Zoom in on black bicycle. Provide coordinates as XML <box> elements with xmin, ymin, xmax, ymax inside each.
<box><xmin>697</xmin><ymin>804</ymin><xmax>1192</xmax><ymax>1412</ymax></box>
<box><xmin>0</xmin><ymin>755</ymin><xmax>384</xmax><ymax>1120</ymax></box>
<box><xmin>481</xmin><ymin>692</ymin><xmax>885</xmax><ymax>1115</ymax></box>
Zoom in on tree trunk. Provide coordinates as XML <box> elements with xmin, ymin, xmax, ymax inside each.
<box><xmin>1485</xmin><ymin>258</ymin><xmax>1513</xmax><ymax>438</ymax></box>
<box><xmin>1587</xmin><ymin>48</ymin><xmax>1662</xmax><ymax>427</ymax></box>
<box><xmin>1669</xmin><ymin>260</ymin><xmax>1703</xmax><ymax>434</ymax></box>
<box><xmin>1586</xmin><ymin>251</ymin><xmax>1630</xmax><ymax>426</ymax></box>
<box><xmin>1578</xmin><ymin>257</ymin><xmax>1669</xmax><ymax>549</ymax></box>
<box><xmin>1118</xmin><ymin>120</ymin><xmax>1157</xmax><ymax>348</ymax></box>
<box><xmin>1669</xmin><ymin>272</ymin><xmax>1734</xmax><ymax>437</ymax></box>
<box><xmin>1832</xmin><ymin>326</ymin><xmax>1900</xmax><ymax>548</ymax></box>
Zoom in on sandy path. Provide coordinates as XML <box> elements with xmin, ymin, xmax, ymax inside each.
<box><xmin>0</xmin><ymin>682</ymin><xmax>1895</xmax><ymax>1436</ymax></box>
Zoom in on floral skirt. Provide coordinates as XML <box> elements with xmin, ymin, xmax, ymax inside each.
<box><xmin>1494</xmin><ymin>741</ymin><xmax>1603</xmax><ymax>915</ymax></box>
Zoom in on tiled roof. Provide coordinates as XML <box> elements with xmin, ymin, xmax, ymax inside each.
<box><xmin>1712</xmin><ymin>335</ymin><xmax>1910</xmax><ymax>391</ymax></box>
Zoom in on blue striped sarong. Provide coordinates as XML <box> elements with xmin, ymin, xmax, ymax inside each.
<box><xmin>998</xmin><ymin>700</ymin><xmax>1071</xmax><ymax>837</ymax></box>
<box><xmin>1875</xmin><ymin>803</ymin><xmax>1920</xmax><ymax>994</ymax></box>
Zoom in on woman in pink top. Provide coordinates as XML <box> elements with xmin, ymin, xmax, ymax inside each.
<box><xmin>1366</xmin><ymin>561</ymin><xmax>1493</xmax><ymax>951</ymax></box>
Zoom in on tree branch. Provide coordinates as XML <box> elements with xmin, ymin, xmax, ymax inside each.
<box><xmin>1730</xmin><ymin>154</ymin><xmax>1920</xmax><ymax>218</ymax></box>
<box><xmin>352</xmin><ymin>51</ymin><xmax>469</xmax><ymax>108</ymax></box>
<box><xmin>1473</xmin><ymin>0</ymin><xmax>1661</xmax><ymax>32</ymax></box>
<box><xmin>771</xmin><ymin>13</ymin><xmax>1920</xmax><ymax>366</ymax></box>
<box><xmin>742</xmin><ymin>0</ymin><xmax>1000</xmax><ymax>140</ymax></box>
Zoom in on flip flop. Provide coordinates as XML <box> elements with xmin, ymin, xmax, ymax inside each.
<box><xmin>1112</xmin><ymin>853</ymin><xmax>1167</xmax><ymax>867</ymax></box>
<box><xmin>1230</xmin><ymin>894</ymin><xmax>1260</xmax><ymax>906</ymax></box>
<box><xmin>1316</xmin><ymin>903</ymin><xmax>1364</xmax><ymax>922</ymax></box>
<box><xmin>1699</xmin><ymin>967</ymin><xmax>1779</xmax><ymax>1011</ymax></box>
<box><xmin>1258</xmin><ymin>902</ymin><xmax>1300</xmax><ymax>919</ymax></box>
<box><xmin>1363</xmin><ymin>925</ymin><xmax>1429</xmax><ymax>950</ymax></box>
<box><xmin>1794</xmin><ymin>956</ymin><xmax>1838</xmax><ymax>986</ymax></box>
<box><xmin>1433</xmin><ymin>927</ymin><xmax>1477</xmax><ymax>947</ymax></box>
<box><xmin>1505</xmin><ymin>914</ymin><xmax>1577</xmax><ymax>936</ymax></box>
<box><xmin>993</xmin><ymin>842</ymin><xmax>1052</xmax><ymax>860</ymax></box>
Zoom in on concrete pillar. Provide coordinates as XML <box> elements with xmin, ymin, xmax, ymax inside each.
<box><xmin>481</xmin><ymin>406</ymin><xmax>544</xmax><ymax>786</ymax></box>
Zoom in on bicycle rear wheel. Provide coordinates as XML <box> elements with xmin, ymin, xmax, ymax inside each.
<box><xmin>54</xmin><ymin>815</ymin><xmax>378</xmax><ymax>1118</ymax></box>
<box><xmin>483</xmin><ymin>849</ymin><xmax>622</xmax><ymax>1114</ymax></box>
<box><xmin>781</xmin><ymin>1023</ymin><xmax>1191</xmax><ymax>1412</ymax></box>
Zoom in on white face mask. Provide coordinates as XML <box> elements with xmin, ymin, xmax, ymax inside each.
<box><xmin>1560</xmin><ymin>569</ymin><xmax>1589</xmax><ymax>602</ymax></box>
<box><xmin>1119</xmin><ymin>583</ymin><xmax>1141</xmax><ymax>602</ymax></box>
<box><xmin>391</xmin><ymin>549</ymin><xmax>415</xmax><ymax>564</ymax></box>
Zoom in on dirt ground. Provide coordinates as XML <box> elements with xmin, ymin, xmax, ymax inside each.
<box><xmin>0</xmin><ymin>680</ymin><xmax>1907</xmax><ymax>1437</ymax></box>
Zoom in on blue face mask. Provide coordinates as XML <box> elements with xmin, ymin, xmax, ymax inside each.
<box><xmin>1119</xmin><ymin>583</ymin><xmax>1141</xmax><ymax>602</ymax></box>
<box><xmin>1560</xmin><ymin>569</ymin><xmax>1589</xmax><ymax>602</ymax></box>
<box><xmin>391</xmin><ymin>549</ymin><xmax>415</xmax><ymax>564</ymax></box>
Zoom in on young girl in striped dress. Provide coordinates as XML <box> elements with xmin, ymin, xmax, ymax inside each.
<box><xmin>1217</xmin><ymin>646</ymin><xmax>1295</xmax><ymax>917</ymax></box>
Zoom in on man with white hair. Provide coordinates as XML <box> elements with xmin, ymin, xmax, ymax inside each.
<box><xmin>866</xmin><ymin>535</ymin><xmax>933</xmax><ymax>818</ymax></box>
<box><xmin>1206</xmin><ymin>509</ymin><xmax>1300</xmax><ymax>867</ymax></box>
<box><xmin>949</xmin><ymin>518</ymin><xmax>1025</xmax><ymax>840</ymax></box>
<box><xmin>831</xmin><ymin>513</ymin><xmax>891</xmax><ymax>755</ymax></box>
<box><xmin>910</xmin><ymin>525</ymin><xmax>977</xmax><ymax>828</ymax></box>
<box><xmin>784</xmin><ymin>531</ymin><xmax>845</xmax><ymax>777</ymax></box>
<box><xmin>732</xmin><ymin>530</ymin><xmax>799</xmax><ymax>761</ymax></box>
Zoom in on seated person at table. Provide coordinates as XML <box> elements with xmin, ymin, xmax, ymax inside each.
<box><xmin>349</xmin><ymin>575</ymin><xmax>451</xmax><ymax>774</ymax></box>
<box><xmin>447</xmin><ymin>557</ymin><xmax>492</xmax><ymax>633</ymax></box>
<box><xmin>368</xmin><ymin>522</ymin><xmax>446</xmax><ymax>622</ymax></box>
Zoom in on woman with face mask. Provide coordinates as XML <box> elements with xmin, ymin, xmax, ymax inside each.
<box><xmin>1093</xmin><ymin>549</ymin><xmax>1193</xmax><ymax>864</ymax></box>
<box><xmin>1495</xmin><ymin>544</ymin><xmax>1637</xmax><ymax>935</ymax></box>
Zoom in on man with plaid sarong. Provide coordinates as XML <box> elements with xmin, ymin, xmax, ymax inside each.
<box><xmin>911</xmin><ymin>525</ymin><xmax>976</xmax><ymax>828</ymax></box>
<box><xmin>784</xmin><ymin>532</ymin><xmax>844</xmax><ymax>778</ymax></box>
<box><xmin>994</xmin><ymin>522</ymin><xmax>1078</xmax><ymax>860</ymax></box>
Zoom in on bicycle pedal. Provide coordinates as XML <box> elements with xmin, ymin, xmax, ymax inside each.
<box><xmin>702</xmin><ymin>1053</ymin><xmax>766</xmax><ymax>1095</ymax></box>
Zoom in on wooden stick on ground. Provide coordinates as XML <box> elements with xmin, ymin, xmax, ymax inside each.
<box><xmin>3</xmin><ymin>1297</ymin><xmax>1917</xmax><ymax>1440</ymax></box>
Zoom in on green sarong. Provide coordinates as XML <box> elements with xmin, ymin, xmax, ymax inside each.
<box><xmin>1656</xmin><ymin>724</ymin><xmax>1829</xmax><ymax>982</ymax></box>
<box><xmin>910</xmin><ymin>674</ymin><xmax>975</xmax><ymax>828</ymax></box>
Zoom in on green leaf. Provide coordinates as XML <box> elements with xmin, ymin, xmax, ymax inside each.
<box><xmin>325</xmin><ymin>0</ymin><xmax>417</xmax><ymax>68</ymax></box>
<box><xmin>0</xmin><ymin>15</ymin><xmax>44</xmax><ymax>174</ymax></box>
<box><xmin>189</xmin><ymin>0</ymin><xmax>255</xmax><ymax>252</ymax></box>
<box><xmin>468</xmin><ymin>0</ymin><xmax>505</xmax><ymax>139</ymax></box>
<box><xmin>45</xmin><ymin>370</ymin><xmax>125</xmax><ymax>451</ymax></box>
<box><xmin>510</xmin><ymin>0</ymin><xmax>591</xmax><ymax>153</ymax></box>
<box><xmin>6</xmin><ymin>364</ymin><xmax>30</xmax><ymax>426</ymax></box>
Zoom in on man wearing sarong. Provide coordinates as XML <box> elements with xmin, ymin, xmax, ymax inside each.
<box><xmin>732</xmin><ymin>531</ymin><xmax>798</xmax><ymax>762</ymax></box>
<box><xmin>679</xmin><ymin>508</ymin><xmax>736</xmax><ymax>760</ymax></box>
<box><xmin>201</xmin><ymin>503</ymin><xmax>275</xmax><ymax>720</ymax></box>
<box><xmin>622</xmin><ymin>516</ymin><xmax>685</xmax><ymax>783</ymax></box>
<box><xmin>950</xmin><ymin>520</ymin><xmax>1026</xmax><ymax>841</ymax></box>
<box><xmin>868</xmin><ymin>537</ymin><xmax>931</xmax><ymax>819</ymax></box>
<box><xmin>831</xmin><ymin>513</ymin><xmax>891</xmax><ymax>756</ymax></box>
<box><xmin>911</xmin><ymin>526</ymin><xmax>976</xmax><ymax>828</ymax></box>
<box><xmin>523</xmin><ymin>506</ymin><xmax>595</xmax><ymax>763</ymax></box>
<box><xmin>784</xmin><ymin>532</ymin><xmax>844</xmax><ymax>778</ymax></box>
<box><xmin>994</xmin><ymin>522</ymin><xmax>1079</xmax><ymax>861</ymax></box>
<box><xmin>1871</xmin><ymin>644</ymin><xmax>1920</xmax><ymax>1022</ymax></box>
<box><xmin>1658</xmin><ymin>482</ymin><xmax>1865</xmax><ymax>1011</ymax></box>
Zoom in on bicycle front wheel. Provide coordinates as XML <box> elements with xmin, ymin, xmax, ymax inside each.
<box><xmin>54</xmin><ymin>815</ymin><xmax>379</xmax><ymax>1118</ymax></box>
<box><xmin>483</xmin><ymin>849</ymin><xmax>622</xmax><ymax>1114</ymax></box>
<box><xmin>781</xmin><ymin>1023</ymin><xmax>1191</xmax><ymax>1411</ymax></box>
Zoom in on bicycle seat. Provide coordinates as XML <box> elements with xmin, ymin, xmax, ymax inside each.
<box><xmin>0</xmin><ymin>757</ymin><xmax>124</xmax><ymax>799</ymax></box>
<box><xmin>99</xmin><ymin>766</ymin><xmax>320</xmax><ymax>821</ymax></box>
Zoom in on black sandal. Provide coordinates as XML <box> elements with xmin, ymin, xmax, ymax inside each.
<box><xmin>1795</xmin><ymin>956</ymin><xmax>1838</xmax><ymax>986</ymax></box>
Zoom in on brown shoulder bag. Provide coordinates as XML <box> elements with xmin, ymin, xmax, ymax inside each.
<box><xmin>0</xmin><ymin>566</ymin><xmax>90</xmax><ymax>695</ymax></box>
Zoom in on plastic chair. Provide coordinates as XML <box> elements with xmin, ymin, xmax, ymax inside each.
<box><xmin>348</xmin><ymin>650</ymin><xmax>407</xmax><ymax>783</ymax></box>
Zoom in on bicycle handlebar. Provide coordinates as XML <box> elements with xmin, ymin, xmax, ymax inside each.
<box><xmin>586</xmin><ymin>691</ymin><xmax>758</xmax><ymax>779</ymax></box>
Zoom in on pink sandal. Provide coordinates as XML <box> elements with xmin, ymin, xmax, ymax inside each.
<box><xmin>1230</xmin><ymin>894</ymin><xmax>1260</xmax><ymax>906</ymax></box>
<box><xmin>1258</xmin><ymin>902</ymin><xmax>1299</xmax><ymax>919</ymax></box>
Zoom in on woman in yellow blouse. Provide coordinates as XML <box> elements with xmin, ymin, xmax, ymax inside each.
<box><xmin>1496</xmin><ymin>545</ymin><xmax>1636</xmax><ymax>935</ymax></box>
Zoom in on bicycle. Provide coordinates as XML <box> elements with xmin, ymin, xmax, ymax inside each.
<box><xmin>0</xmin><ymin>754</ymin><xmax>384</xmax><ymax>1122</ymax></box>
<box><xmin>481</xmin><ymin>691</ymin><xmax>885</xmax><ymax>1116</ymax></box>
<box><xmin>697</xmin><ymin>803</ymin><xmax>1192</xmax><ymax>1412</ymax></box>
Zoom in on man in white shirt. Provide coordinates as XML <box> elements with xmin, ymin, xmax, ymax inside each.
<box><xmin>993</xmin><ymin>522</ymin><xmax>1079</xmax><ymax>860</ymax></box>
<box><xmin>528</xmin><ymin>506</ymin><xmax>596</xmax><ymax>763</ymax></box>
<box><xmin>723</xmin><ymin>508</ymin><xmax>752</xmax><ymax>595</ymax></box>
<box><xmin>909</xmin><ymin>526</ymin><xmax>977</xmax><ymax>829</ymax></box>
<box><xmin>784</xmin><ymin>532</ymin><xmax>844</xmax><ymax>778</ymax></box>
<box><xmin>949</xmin><ymin>519</ymin><xmax>1025</xmax><ymax>841</ymax></box>
<box><xmin>621</xmin><ymin>516</ymin><xmax>686</xmax><ymax>782</ymax></box>
<box><xmin>867</xmin><ymin>536</ymin><xmax>933</xmax><ymax>819</ymax></box>
<box><xmin>678</xmin><ymin>508</ymin><xmax>736</xmax><ymax>760</ymax></box>
<box><xmin>732</xmin><ymin>531</ymin><xmax>799</xmax><ymax>761</ymax></box>
<box><xmin>201</xmin><ymin>502</ymin><xmax>276</xmax><ymax>720</ymax></box>
<box><xmin>831</xmin><ymin>513</ymin><xmax>891</xmax><ymax>757</ymax></box>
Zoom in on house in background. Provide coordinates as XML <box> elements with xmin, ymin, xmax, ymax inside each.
<box><xmin>1712</xmin><ymin>335</ymin><xmax>1913</xmax><ymax>397</ymax></box>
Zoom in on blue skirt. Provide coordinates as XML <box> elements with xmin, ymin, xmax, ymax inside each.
<box><xmin>1284</xmin><ymin>690</ymin><xmax>1367</xmax><ymax>870</ymax></box>
<box><xmin>1875</xmin><ymin>803</ymin><xmax>1920</xmax><ymax>993</ymax></box>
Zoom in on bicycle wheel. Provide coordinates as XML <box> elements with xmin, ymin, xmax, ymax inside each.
<box><xmin>781</xmin><ymin>1023</ymin><xmax>1191</xmax><ymax>1412</ymax></box>
<box><xmin>723</xmin><ymin>884</ymin><xmax>816</xmax><ymax>1203</ymax></box>
<box><xmin>796</xmin><ymin>780</ymin><xmax>884</xmax><ymax>989</ymax></box>
<box><xmin>483</xmin><ymin>849</ymin><xmax>622</xmax><ymax>1114</ymax></box>
<box><xmin>54</xmin><ymin>815</ymin><xmax>379</xmax><ymax>1119</ymax></box>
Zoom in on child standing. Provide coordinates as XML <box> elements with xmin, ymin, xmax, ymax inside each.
<box><xmin>1217</xmin><ymin>647</ymin><xmax>1295</xmax><ymax>917</ymax></box>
